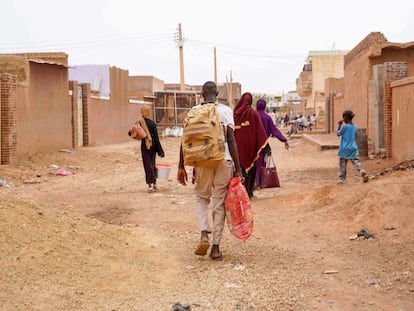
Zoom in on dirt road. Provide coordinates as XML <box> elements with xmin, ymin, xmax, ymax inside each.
<box><xmin>1</xmin><ymin>135</ymin><xmax>413</xmax><ymax>310</ymax></box>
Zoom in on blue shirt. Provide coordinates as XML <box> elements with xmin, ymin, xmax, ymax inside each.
<box><xmin>337</xmin><ymin>123</ymin><xmax>359</xmax><ymax>159</ymax></box>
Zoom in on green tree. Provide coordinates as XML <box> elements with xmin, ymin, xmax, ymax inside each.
<box><xmin>252</xmin><ymin>94</ymin><xmax>271</xmax><ymax>110</ymax></box>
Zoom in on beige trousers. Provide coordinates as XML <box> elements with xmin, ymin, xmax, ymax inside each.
<box><xmin>194</xmin><ymin>160</ymin><xmax>234</xmax><ymax>245</ymax></box>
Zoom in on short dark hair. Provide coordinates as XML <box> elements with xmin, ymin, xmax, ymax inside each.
<box><xmin>343</xmin><ymin>110</ymin><xmax>355</xmax><ymax>120</ymax></box>
<box><xmin>202</xmin><ymin>81</ymin><xmax>217</xmax><ymax>95</ymax></box>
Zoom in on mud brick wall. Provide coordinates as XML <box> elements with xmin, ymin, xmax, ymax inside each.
<box><xmin>0</xmin><ymin>74</ymin><xmax>18</xmax><ymax>164</ymax></box>
<box><xmin>80</xmin><ymin>83</ymin><xmax>90</xmax><ymax>147</ymax></box>
<box><xmin>344</xmin><ymin>32</ymin><xmax>387</xmax><ymax>66</ymax></box>
<box><xmin>10</xmin><ymin>52</ymin><xmax>68</xmax><ymax>66</ymax></box>
<box><xmin>69</xmin><ymin>81</ymin><xmax>79</xmax><ymax>149</ymax></box>
<box><xmin>383</xmin><ymin>62</ymin><xmax>408</xmax><ymax>157</ymax></box>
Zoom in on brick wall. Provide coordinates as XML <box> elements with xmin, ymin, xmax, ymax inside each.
<box><xmin>0</xmin><ymin>55</ymin><xmax>29</xmax><ymax>83</ymax></box>
<box><xmin>69</xmin><ymin>81</ymin><xmax>79</xmax><ymax>149</ymax></box>
<box><xmin>367</xmin><ymin>80</ymin><xmax>376</xmax><ymax>153</ymax></box>
<box><xmin>0</xmin><ymin>74</ymin><xmax>18</xmax><ymax>164</ymax></box>
<box><xmin>80</xmin><ymin>83</ymin><xmax>90</xmax><ymax>147</ymax></box>
<box><xmin>9</xmin><ymin>52</ymin><xmax>68</xmax><ymax>66</ymax></box>
<box><xmin>383</xmin><ymin>62</ymin><xmax>408</xmax><ymax>157</ymax></box>
<box><xmin>344</xmin><ymin>32</ymin><xmax>387</xmax><ymax>66</ymax></box>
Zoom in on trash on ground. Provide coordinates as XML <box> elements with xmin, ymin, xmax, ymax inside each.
<box><xmin>357</xmin><ymin>228</ymin><xmax>374</xmax><ymax>239</ymax></box>
<box><xmin>171</xmin><ymin>302</ymin><xmax>191</xmax><ymax>311</ymax></box>
<box><xmin>23</xmin><ymin>179</ymin><xmax>41</xmax><ymax>184</ymax></box>
<box><xmin>56</xmin><ymin>168</ymin><xmax>72</xmax><ymax>176</ymax></box>
<box><xmin>0</xmin><ymin>179</ymin><xmax>14</xmax><ymax>187</ymax></box>
<box><xmin>59</xmin><ymin>148</ymin><xmax>74</xmax><ymax>153</ymax></box>
<box><xmin>349</xmin><ymin>233</ymin><xmax>358</xmax><ymax>240</ymax></box>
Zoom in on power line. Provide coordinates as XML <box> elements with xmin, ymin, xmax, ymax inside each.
<box><xmin>0</xmin><ymin>30</ymin><xmax>305</xmax><ymax>75</ymax></box>
<box><xmin>0</xmin><ymin>32</ymin><xmax>175</xmax><ymax>52</ymax></box>
<box><xmin>185</xmin><ymin>38</ymin><xmax>304</xmax><ymax>61</ymax></box>
<box><xmin>1</xmin><ymin>30</ymin><xmax>304</xmax><ymax>63</ymax></box>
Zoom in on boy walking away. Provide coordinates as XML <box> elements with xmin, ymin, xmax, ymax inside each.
<box><xmin>337</xmin><ymin>110</ymin><xmax>369</xmax><ymax>184</ymax></box>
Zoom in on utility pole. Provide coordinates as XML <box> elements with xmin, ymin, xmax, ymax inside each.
<box><xmin>226</xmin><ymin>71</ymin><xmax>234</xmax><ymax>108</ymax></box>
<box><xmin>214</xmin><ymin>47</ymin><xmax>217</xmax><ymax>84</ymax></box>
<box><xmin>178</xmin><ymin>23</ymin><xmax>185</xmax><ymax>90</ymax></box>
<box><xmin>229</xmin><ymin>71</ymin><xmax>233</xmax><ymax>108</ymax></box>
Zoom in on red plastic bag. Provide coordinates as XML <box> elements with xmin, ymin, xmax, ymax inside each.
<box><xmin>56</xmin><ymin>167</ymin><xmax>72</xmax><ymax>176</ymax></box>
<box><xmin>224</xmin><ymin>177</ymin><xmax>253</xmax><ymax>241</ymax></box>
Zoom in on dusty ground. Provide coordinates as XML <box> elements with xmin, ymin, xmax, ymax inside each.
<box><xmin>0</xmin><ymin>134</ymin><xmax>413</xmax><ymax>311</ymax></box>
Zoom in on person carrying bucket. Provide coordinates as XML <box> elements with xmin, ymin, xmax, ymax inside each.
<box><xmin>129</xmin><ymin>106</ymin><xmax>165</xmax><ymax>193</ymax></box>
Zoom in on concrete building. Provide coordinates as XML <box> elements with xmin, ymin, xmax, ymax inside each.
<box><xmin>325</xmin><ymin>32</ymin><xmax>414</xmax><ymax>161</ymax></box>
<box><xmin>296</xmin><ymin>50</ymin><xmax>348</xmax><ymax>124</ymax></box>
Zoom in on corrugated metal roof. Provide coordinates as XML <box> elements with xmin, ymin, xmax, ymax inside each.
<box><xmin>29</xmin><ymin>59</ymin><xmax>68</xmax><ymax>67</ymax></box>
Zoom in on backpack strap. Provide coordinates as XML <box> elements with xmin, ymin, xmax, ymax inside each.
<box><xmin>214</xmin><ymin>102</ymin><xmax>227</xmax><ymax>143</ymax></box>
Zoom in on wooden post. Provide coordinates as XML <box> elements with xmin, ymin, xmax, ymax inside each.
<box><xmin>214</xmin><ymin>47</ymin><xmax>217</xmax><ymax>85</ymax></box>
<box><xmin>178</xmin><ymin>23</ymin><xmax>185</xmax><ymax>90</ymax></box>
<box><xmin>229</xmin><ymin>71</ymin><xmax>233</xmax><ymax>108</ymax></box>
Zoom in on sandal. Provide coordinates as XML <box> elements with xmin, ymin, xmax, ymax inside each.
<box><xmin>209</xmin><ymin>244</ymin><xmax>223</xmax><ymax>260</ymax></box>
<box><xmin>194</xmin><ymin>240</ymin><xmax>210</xmax><ymax>256</ymax></box>
<box><xmin>210</xmin><ymin>251</ymin><xmax>223</xmax><ymax>261</ymax></box>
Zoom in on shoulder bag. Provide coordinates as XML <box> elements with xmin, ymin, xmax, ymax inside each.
<box><xmin>260</xmin><ymin>154</ymin><xmax>280</xmax><ymax>188</ymax></box>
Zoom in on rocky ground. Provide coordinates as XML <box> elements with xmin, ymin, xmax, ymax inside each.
<box><xmin>0</xmin><ymin>134</ymin><xmax>413</xmax><ymax>311</ymax></box>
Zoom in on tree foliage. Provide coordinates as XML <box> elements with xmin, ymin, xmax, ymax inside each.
<box><xmin>252</xmin><ymin>94</ymin><xmax>271</xmax><ymax>109</ymax></box>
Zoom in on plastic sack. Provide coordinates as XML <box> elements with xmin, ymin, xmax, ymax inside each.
<box><xmin>164</xmin><ymin>126</ymin><xmax>183</xmax><ymax>137</ymax></box>
<box><xmin>170</xmin><ymin>126</ymin><xmax>183</xmax><ymax>137</ymax></box>
<box><xmin>224</xmin><ymin>176</ymin><xmax>253</xmax><ymax>241</ymax></box>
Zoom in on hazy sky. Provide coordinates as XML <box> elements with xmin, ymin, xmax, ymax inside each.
<box><xmin>2</xmin><ymin>0</ymin><xmax>414</xmax><ymax>94</ymax></box>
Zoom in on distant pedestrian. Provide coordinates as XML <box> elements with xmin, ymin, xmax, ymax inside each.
<box><xmin>129</xmin><ymin>106</ymin><xmax>165</xmax><ymax>192</ymax></box>
<box><xmin>269</xmin><ymin>109</ymin><xmax>276</xmax><ymax>126</ymax></box>
<box><xmin>336</xmin><ymin>110</ymin><xmax>368</xmax><ymax>184</ymax></box>
<box><xmin>310</xmin><ymin>113</ymin><xmax>317</xmax><ymax>128</ymax></box>
<box><xmin>283</xmin><ymin>114</ymin><xmax>289</xmax><ymax>128</ymax></box>
<box><xmin>275</xmin><ymin>113</ymin><xmax>282</xmax><ymax>127</ymax></box>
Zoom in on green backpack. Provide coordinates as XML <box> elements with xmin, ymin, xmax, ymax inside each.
<box><xmin>182</xmin><ymin>103</ymin><xmax>225</xmax><ymax>167</ymax></box>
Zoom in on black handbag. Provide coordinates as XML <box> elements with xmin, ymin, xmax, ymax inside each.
<box><xmin>260</xmin><ymin>154</ymin><xmax>280</xmax><ymax>188</ymax></box>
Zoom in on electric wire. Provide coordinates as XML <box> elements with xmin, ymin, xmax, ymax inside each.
<box><xmin>1</xmin><ymin>31</ymin><xmax>303</xmax><ymax>66</ymax></box>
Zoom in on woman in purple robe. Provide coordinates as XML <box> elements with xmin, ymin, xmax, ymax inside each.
<box><xmin>255</xmin><ymin>99</ymin><xmax>289</xmax><ymax>187</ymax></box>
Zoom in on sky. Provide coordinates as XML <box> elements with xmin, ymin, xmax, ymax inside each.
<box><xmin>1</xmin><ymin>0</ymin><xmax>414</xmax><ymax>94</ymax></box>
